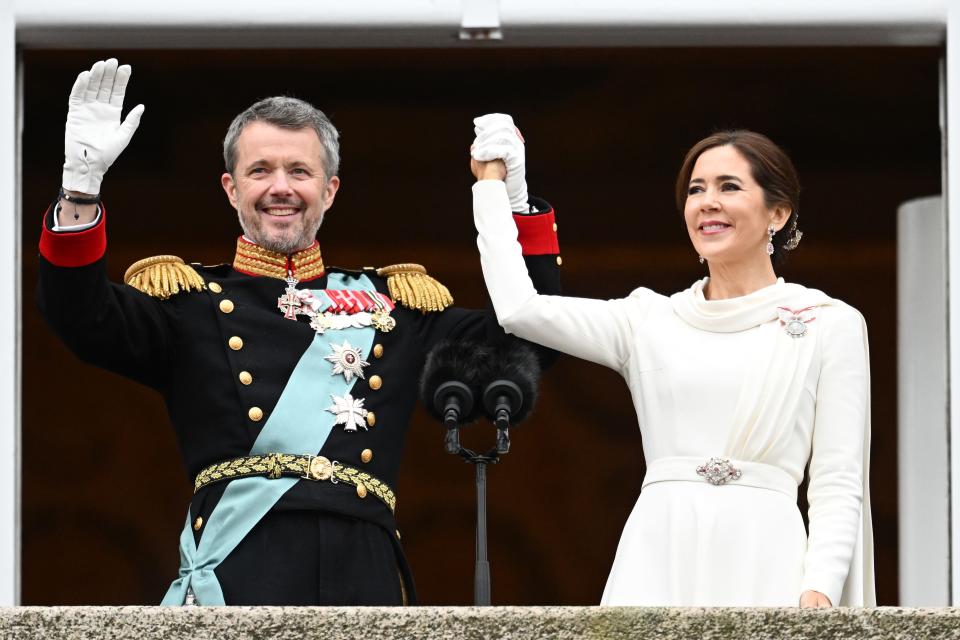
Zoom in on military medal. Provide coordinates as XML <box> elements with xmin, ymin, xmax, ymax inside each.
<box><xmin>277</xmin><ymin>275</ymin><xmax>307</xmax><ymax>320</ymax></box>
<box><xmin>327</xmin><ymin>393</ymin><xmax>369</xmax><ymax>432</ymax></box>
<box><xmin>371</xmin><ymin>308</ymin><xmax>396</xmax><ymax>333</ymax></box>
<box><xmin>309</xmin><ymin>312</ymin><xmax>375</xmax><ymax>334</ymax></box>
<box><xmin>309</xmin><ymin>313</ymin><xmax>330</xmax><ymax>334</ymax></box>
<box><xmin>324</xmin><ymin>340</ymin><xmax>369</xmax><ymax>382</ymax></box>
<box><xmin>777</xmin><ymin>306</ymin><xmax>817</xmax><ymax>338</ymax></box>
<box><xmin>369</xmin><ymin>293</ymin><xmax>396</xmax><ymax>333</ymax></box>
<box><xmin>301</xmin><ymin>289</ymin><xmax>396</xmax><ymax>334</ymax></box>
<box><xmin>281</xmin><ymin>283</ymin><xmax>397</xmax><ymax>334</ymax></box>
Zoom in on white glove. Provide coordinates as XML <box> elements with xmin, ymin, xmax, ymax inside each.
<box><xmin>62</xmin><ymin>58</ymin><xmax>145</xmax><ymax>195</ymax></box>
<box><xmin>472</xmin><ymin>113</ymin><xmax>529</xmax><ymax>213</ymax></box>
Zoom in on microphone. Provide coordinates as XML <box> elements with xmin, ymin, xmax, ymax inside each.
<box><xmin>420</xmin><ymin>340</ymin><xmax>540</xmax><ymax>606</ymax></box>
<box><xmin>481</xmin><ymin>341</ymin><xmax>541</xmax><ymax>454</ymax></box>
<box><xmin>419</xmin><ymin>340</ymin><xmax>488</xmax><ymax>453</ymax></box>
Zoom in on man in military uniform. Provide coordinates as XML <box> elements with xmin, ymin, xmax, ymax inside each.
<box><xmin>36</xmin><ymin>59</ymin><xmax>560</xmax><ymax>605</ymax></box>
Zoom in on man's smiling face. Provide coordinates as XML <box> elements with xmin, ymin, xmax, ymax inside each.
<box><xmin>221</xmin><ymin>121</ymin><xmax>339</xmax><ymax>254</ymax></box>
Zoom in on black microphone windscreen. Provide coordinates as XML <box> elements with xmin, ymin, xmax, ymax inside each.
<box><xmin>418</xmin><ymin>340</ymin><xmax>490</xmax><ymax>423</ymax></box>
<box><xmin>484</xmin><ymin>340</ymin><xmax>541</xmax><ymax>425</ymax></box>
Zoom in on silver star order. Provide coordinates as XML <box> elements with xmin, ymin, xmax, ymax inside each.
<box><xmin>327</xmin><ymin>393</ymin><xmax>369</xmax><ymax>432</ymax></box>
<box><xmin>324</xmin><ymin>340</ymin><xmax>370</xmax><ymax>382</ymax></box>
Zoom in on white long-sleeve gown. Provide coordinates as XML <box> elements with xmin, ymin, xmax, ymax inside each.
<box><xmin>474</xmin><ymin>181</ymin><xmax>875</xmax><ymax>607</ymax></box>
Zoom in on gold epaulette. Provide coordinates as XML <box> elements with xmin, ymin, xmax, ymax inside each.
<box><xmin>376</xmin><ymin>263</ymin><xmax>453</xmax><ymax>313</ymax></box>
<box><xmin>124</xmin><ymin>255</ymin><xmax>206</xmax><ymax>300</ymax></box>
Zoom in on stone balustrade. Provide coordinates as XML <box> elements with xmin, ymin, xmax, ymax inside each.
<box><xmin>2</xmin><ymin>606</ymin><xmax>960</xmax><ymax>639</ymax></box>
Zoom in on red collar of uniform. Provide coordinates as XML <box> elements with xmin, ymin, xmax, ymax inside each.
<box><xmin>232</xmin><ymin>237</ymin><xmax>325</xmax><ymax>282</ymax></box>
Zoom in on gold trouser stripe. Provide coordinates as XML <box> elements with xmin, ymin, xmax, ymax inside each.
<box><xmin>194</xmin><ymin>453</ymin><xmax>396</xmax><ymax>513</ymax></box>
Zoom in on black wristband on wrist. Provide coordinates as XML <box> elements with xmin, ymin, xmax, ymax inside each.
<box><xmin>58</xmin><ymin>188</ymin><xmax>101</xmax><ymax>206</ymax></box>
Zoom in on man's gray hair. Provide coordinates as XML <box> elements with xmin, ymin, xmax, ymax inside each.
<box><xmin>223</xmin><ymin>96</ymin><xmax>340</xmax><ymax>178</ymax></box>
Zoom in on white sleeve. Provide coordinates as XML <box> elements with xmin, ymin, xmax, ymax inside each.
<box><xmin>800</xmin><ymin>304</ymin><xmax>869</xmax><ymax>605</ymax></box>
<box><xmin>52</xmin><ymin>202</ymin><xmax>102</xmax><ymax>232</ymax></box>
<box><xmin>473</xmin><ymin>180</ymin><xmax>645</xmax><ymax>371</ymax></box>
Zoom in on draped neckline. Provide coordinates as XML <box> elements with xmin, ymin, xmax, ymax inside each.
<box><xmin>670</xmin><ymin>277</ymin><xmax>831</xmax><ymax>333</ymax></box>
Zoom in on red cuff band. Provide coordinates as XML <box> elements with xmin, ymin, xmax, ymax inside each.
<box><xmin>514</xmin><ymin>209</ymin><xmax>559</xmax><ymax>255</ymax></box>
<box><xmin>39</xmin><ymin>204</ymin><xmax>107</xmax><ymax>267</ymax></box>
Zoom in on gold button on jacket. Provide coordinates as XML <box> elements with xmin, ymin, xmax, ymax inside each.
<box><xmin>229</xmin><ymin>336</ymin><xmax>244</xmax><ymax>350</ymax></box>
<box><xmin>239</xmin><ymin>371</ymin><xmax>253</xmax><ymax>385</ymax></box>
<box><xmin>219</xmin><ymin>299</ymin><xmax>235</xmax><ymax>313</ymax></box>
<box><xmin>208</xmin><ymin>282</ymin><xmax>222</xmax><ymax>293</ymax></box>
<box><xmin>361</xmin><ymin>449</ymin><xmax>373</xmax><ymax>463</ymax></box>
<box><xmin>373</xmin><ymin>344</ymin><xmax>384</xmax><ymax>358</ymax></box>
<box><xmin>369</xmin><ymin>375</ymin><xmax>383</xmax><ymax>390</ymax></box>
<box><xmin>193</xmin><ymin>517</ymin><xmax>203</xmax><ymax>531</ymax></box>
<box><xmin>248</xmin><ymin>407</ymin><xmax>263</xmax><ymax>421</ymax></box>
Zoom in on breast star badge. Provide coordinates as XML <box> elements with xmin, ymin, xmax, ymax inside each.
<box><xmin>324</xmin><ymin>340</ymin><xmax>369</xmax><ymax>382</ymax></box>
<box><xmin>327</xmin><ymin>393</ymin><xmax>369</xmax><ymax>432</ymax></box>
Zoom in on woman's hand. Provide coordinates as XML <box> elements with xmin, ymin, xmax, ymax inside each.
<box><xmin>799</xmin><ymin>590</ymin><xmax>832</xmax><ymax>608</ymax></box>
<box><xmin>470</xmin><ymin>113</ymin><xmax>528</xmax><ymax>211</ymax></box>
<box><xmin>470</xmin><ymin>156</ymin><xmax>507</xmax><ymax>181</ymax></box>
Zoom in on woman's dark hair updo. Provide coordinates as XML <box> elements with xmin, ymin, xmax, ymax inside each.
<box><xmin>675</xmin><ymin>130</ymin><xmax>802</xmax><ymax>266</ymax></box>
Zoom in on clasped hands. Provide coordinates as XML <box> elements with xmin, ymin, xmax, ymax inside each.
<box><xmin>470</xmin><ymin>113</ymin><xmax>529</xmax><ymax>213</ymax></box>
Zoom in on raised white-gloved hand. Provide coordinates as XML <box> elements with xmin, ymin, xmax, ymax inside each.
<box><xmin>62</xmin><ymin>58</ymin><xmax>145</xmax><ymax>195</ymax></box>
<box><xmin>472</xmin><ymin>113</ymin><xmax>529</xmax><ymax>213</ymax></box>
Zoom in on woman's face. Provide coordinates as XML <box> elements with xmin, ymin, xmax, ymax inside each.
<box><xmin>683</xmin><ymin>145</ymin><xmax>787</xmax><ymax>266</ymax></box>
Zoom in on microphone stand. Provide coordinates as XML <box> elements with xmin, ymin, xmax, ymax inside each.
<box><xmin>455</xmin><ymin>445</ymin><xmax>500</xmax><ymax>606</ymax></box>
<box><xmin>434</xmin><ymin>378</ymin><xmax>524</xmax><ymax>605</ymax></box>
<box><xmin>434</xmin><ymin>380</ymin><xmax>502</xmax><ymax>605</ymax></box>
<box><xmin>427</xmin><ymin>342</ymin><xmax>538</xmax><ymax>607</ymax></box>
<box><xmin>460</xmin><ymin>378</ymin><xmax>521</xmax><ymax>603</ymax></box>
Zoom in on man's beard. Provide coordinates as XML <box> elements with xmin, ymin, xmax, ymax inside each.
<box><xmin>238</xmin><ymin>197</ymin><xmax>324</xmax><ymax>254</ymax></box>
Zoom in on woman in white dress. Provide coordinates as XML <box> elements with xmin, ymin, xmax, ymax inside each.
<box><xmin>469</xmin><ymin>119</ymin><xmax>874</xmax><ymax>607</ymax></box>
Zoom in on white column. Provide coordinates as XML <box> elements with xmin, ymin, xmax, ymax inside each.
<box><xmin>948</xmin><ymin>3</ymin><xmax>960</xmax><ymax>606</ymax></box>
<box><xmin>897</xmin><ymin>196</ymin><xmax>949</xmax><ymax>606</ymax></box>
<box><xmin>0</xmin><ymin>3</ymin><xmax>19</xmax><ymax>607</ymax></box>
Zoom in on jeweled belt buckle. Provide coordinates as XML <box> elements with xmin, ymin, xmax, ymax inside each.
<box><xmin>696</xmin><ymin>457</ymin><xmax>742</xmax><ymax>485</ymax></box>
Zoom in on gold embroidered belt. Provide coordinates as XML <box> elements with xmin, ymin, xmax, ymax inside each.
<box><xmin>194</xmin><ymin>453</ymin><xmax>396</xmax><ymax>512</ymax></box>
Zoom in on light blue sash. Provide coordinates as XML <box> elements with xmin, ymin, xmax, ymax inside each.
<box><xmin>161</xmin><ymin>273</ymin><xmax>376</xmax><ymax>606</ymax></box>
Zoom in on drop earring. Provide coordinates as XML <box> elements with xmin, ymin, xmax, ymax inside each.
<box><xmin>698</xmin><ymin>255</ymin><xmax>705</xmax><ymax>264</ymax></box>
<box><xmin>766</xmin><ymin>225</ymin><xmax>775</xmax><ymax>256</ymax></box>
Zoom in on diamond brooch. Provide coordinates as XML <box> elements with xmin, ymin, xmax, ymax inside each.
<box><xmin>696</xmin><ymin>457</ymin><xmax>742</xmax><ymax>486</ymax></box>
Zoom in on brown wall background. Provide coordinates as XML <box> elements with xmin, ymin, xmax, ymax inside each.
<box><xmin>21</xmin><ymin>47</ymin><xmax>941</xmax><ymax>606</ymax></box>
